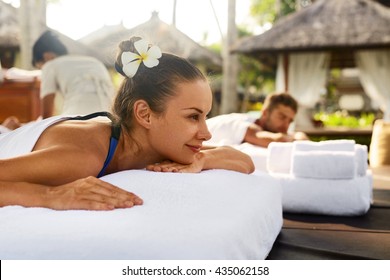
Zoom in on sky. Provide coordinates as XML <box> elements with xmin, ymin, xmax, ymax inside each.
<box><xmin>4</xmin><ymin>0</ymin><xmax>258</xmax><ymax>44</ymax></box>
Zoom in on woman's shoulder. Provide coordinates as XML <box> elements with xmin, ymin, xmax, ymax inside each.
<box><xmin>37</xmin><ymin>118</ymin><xmax>110</xmax><ymax>156</ymax></box>
<box><xmin>0</xmin><ymin>116</ymin><xmax>71</xmax><ymax>159</ymax></box>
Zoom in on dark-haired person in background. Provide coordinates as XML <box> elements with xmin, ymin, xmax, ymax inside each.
<box><xmin>206</xmin><ymin>92</ymin><xmax>309</xmax><ymax>148</ymax></box>
<box><xmin>32</xmin><ymin>30</ymin><xmax>115</xmax><ymax>118</ymax></box>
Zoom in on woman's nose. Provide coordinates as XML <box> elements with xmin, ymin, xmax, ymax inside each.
<box><xmin>199</xmin><ymin>122</ymin><xmax>212</xmax><ymax>141</ymax></box>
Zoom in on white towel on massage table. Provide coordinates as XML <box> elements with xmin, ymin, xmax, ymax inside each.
<box><xmin>263</xmin><ymin>140</ymin><xmax>371</xmax><ymax>215</ymax></box>
<box><xmin>262</xmin><ymin>171</ymin><xmax>373</xmax><ymax>216</ymax></box>
<box><xmin>267</xmin><ymin>141</ymin><xmax>368</xmax><ymax>179</ymax></box>
<box><xmin>293</xmin><ymin>139</ymin><xmax>356</xmax><ymax>152</ymax></box>
<box><xmin>291</xmin><ymin>150</ymin><xmax>357</xmax><ymax>179</ymax></box>
<box><xmin>0</xmin><ymin>169</ymin><xmax>283</xmax><ymax>260</ymax></box>
<box><xmin>355</xmin><ymin>144</ymin><xmax>368</xmax><ymax>177</ymax></box>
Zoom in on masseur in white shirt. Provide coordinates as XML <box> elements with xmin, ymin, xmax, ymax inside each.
<box><xmin>32</xmin><ymin>30</ymin><xmax>114</xmax><ymax>118</ymax></box>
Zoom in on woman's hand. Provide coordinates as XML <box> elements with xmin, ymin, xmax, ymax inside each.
<box><xmin>147</xmin><ymin>146</ymin><xmax>255</xmax><ymax>174</ymax></box>
<box><xmin>146</xmin><ymin>153</ymin><xmax>206</xmax><ymax>173</ymax></box>
<box><xmin>44</xmin><ymin>176</ymin><xmax>143</xmax><ymax>210</ymax></box>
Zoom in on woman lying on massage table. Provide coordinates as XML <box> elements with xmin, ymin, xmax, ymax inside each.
<box><xmin>0</xmin><ymin>37</ymin><xmax>254</xmax><ymax>211</ymax></box>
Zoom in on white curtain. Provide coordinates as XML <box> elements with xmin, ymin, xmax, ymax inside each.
<box><xmin>355</xmin><ymin>49</ymin><xmax>390</xmax><ymax>121</ymax></box>
<box><xmin>276</xmin><ymin>52</ymin><xmax>330</xmax><ymax>129</ymax></box>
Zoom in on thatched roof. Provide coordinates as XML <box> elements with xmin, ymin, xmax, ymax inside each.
<box><xmin>0</xmin><ymin>1</ymin><xmax>18</xmax><ymax>48</ymax></box>
<box><xmin>80</xmin><ymin>12</ymin><xmax>222</xmax><ymax>71</ymax></box>
<box><xmin>232</xmin><ymin>0</ymin><xmax>390</xmax><ymax>67</ymax></box>
<box><xmin>47</xmin><ymin>29</ymin><xmax>107</xmax><ymax>63</ymax></box>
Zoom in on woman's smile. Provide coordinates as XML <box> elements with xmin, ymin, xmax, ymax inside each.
<box><xmin>186</xmin><ymin>144</ymin><xmax>202</xmax><ymax>153</ymax></box>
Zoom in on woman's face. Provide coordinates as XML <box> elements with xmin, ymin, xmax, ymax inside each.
<box><xmin>149</xmin><ymin>79</ymin><xmax>212</xmax><ymax>164</ymax></box>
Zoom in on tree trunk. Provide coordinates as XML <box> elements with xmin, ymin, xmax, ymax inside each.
<box><xmin>19</xmin><ymin>0</ymin><xmax>47</xmax><ymax>69</ymax></box>
<box><xmin>220</xmin><ymin>0</ymin><xmax>238</xmax><ymax>114</ymax></box>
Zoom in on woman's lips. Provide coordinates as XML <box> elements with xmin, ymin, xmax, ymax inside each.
<box><xmin>186</xmin><ymin>144</ymin><xmax>202</xmax><ymax>153</ymax></box>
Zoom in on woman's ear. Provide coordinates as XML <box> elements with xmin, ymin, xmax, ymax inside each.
<box><xmin>134</xmin><ymin>100</ymin><xmax>152</xmax><ymax>129</ymax></box>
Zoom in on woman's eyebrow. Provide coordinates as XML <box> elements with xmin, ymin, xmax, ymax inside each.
<box><xmin>183</xmin><ymin>107</ymin><xmax>203</xmax><ymax>114</ymax></box>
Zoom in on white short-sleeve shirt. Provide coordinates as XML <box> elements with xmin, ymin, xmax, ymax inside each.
<box><xmin>40</xmin><ymin>55</ymin><xmax>114</xmax><ymax>115</ymax></box>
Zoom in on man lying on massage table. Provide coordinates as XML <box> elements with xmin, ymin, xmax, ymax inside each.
<box><xmin>206</xmin><ymin>92</ymin><xmax>308</xmax><ymax>148</ymax></box>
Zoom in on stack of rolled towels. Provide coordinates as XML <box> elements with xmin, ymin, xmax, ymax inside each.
<box><xmin>267</xmin><ymin>139</ymin><xmax>368</xmax><ymax>179</ymax></box>
<box><xmin>266</xmin><ymin>140</ymin><xmax>372</xmax><ymax>216</ymax></box>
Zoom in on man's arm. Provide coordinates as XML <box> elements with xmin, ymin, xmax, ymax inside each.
<box><xmin>42</xmin><ymin>93</ymin><xmax>56</xmax><ymax>118</ymax></box>
<box><xmin>244</xmin><ymin>123</ymin><xmax>295</xmax><ymax>148</ymax></box>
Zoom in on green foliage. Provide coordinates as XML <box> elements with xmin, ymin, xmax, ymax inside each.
<box><xmin>309</xmin><ymin>135</ymin><xmax>372</xmax><ymax>147</ymax></box>
<box><xmin>235</xmin><ymin>25</ymin><xmax>276</xmax><ymax>95</ymax></box>
<box><xmin>250</xmin><ymin>0</ymin><xmax>296</xmax><ymax>25</ymax></box>
<box><xmin>313</xmin><ymin>111</ymin><xmax>376</xmax><ymax>128</ymax></box>
<box><xmin>205</xmin><ymin>0</ymin><xmax>300</xmax><ymax>101</ymax></box>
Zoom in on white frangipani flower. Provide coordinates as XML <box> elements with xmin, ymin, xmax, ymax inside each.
<box><xmin>121</xmin><ymin>39</ymin><xmax>162</xmax><ymax>78</ymax></box>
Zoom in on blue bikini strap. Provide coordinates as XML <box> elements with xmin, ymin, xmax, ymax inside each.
<box><xmin>70</xmin><ymin>112</ymin><xmax>121</xmax><ymax>178</ymax></box>
<box><xmin>97</xmin><ymin>124</ymin><xmax>120</xmax><ymax>178</ymax></box>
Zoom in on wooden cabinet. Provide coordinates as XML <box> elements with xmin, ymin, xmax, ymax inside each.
<box><xmin>0</xmin><ymin>79</ymin><xmax>41</xmax><ymax>123</ymax></box>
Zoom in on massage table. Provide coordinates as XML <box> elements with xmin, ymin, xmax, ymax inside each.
<box><xmin>0</xmin><ymin>169</ymin><xmax>283</xmax><ymax>260</ymax></box>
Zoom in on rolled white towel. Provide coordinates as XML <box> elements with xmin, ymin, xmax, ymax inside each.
<box><xmin>293</xmin><ymin>139</ymin><xmax>356</xmax><ymax>152</ymax></box>
<box><xmin>267</xmin><ymin>142</ymin><xmax>293</xmax><ymax>174</ymax></box>
<box><xmin>273</xmin><ymin>172</ymin><xmax>372</xmax><ymax>216</ymax></box>
<box><xmin>291</xmin><ymin>150</ymin><xmax>356</xmax><ymax>179</ymax></box>
<box><xmin>355</xmin><ymin>144</ymin><xmax>368</xmax><ymax>177</ymax></box>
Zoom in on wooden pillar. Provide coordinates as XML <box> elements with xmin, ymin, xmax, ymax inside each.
<box><xmin>283</xmin><ymin>53</ymin><xmax>289</xmax><ymax>92</ymax></box>
<box><xmin>221</xmin><ymin>0</ymin><xmax>238</xmax><ymax>114</ymax></box>
<box><xmin>172</xmin><ymin>0</ymin><xmax>177</xmax><ymax>26</ymax></box>
<box><xmin>19</xmin><ymin>0</ymin><xmax>47</xmax><ymax>69</ymax></box>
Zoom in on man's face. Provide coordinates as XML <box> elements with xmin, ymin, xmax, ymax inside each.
<box><xmin>262</xmin><ymin>104</ymin><xmax>296</xmax><ymax>134</ymax></box>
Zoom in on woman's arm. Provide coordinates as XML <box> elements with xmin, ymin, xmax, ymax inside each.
<box><xmin>0</xmin><ymin>177</ymin><xmax>142</xmax><ymax>210</ymax></box>
<box><xmin>199</xmin><ymin>146</ymin><xmax>255</xmax><ymax>173</ymax></box>
<box><xmin>147</xmin><ymin>146</ymin><xmax>255</xmax><ymax>174</ymax></box>
<box><xmin>0</xmin><ymin>147</ymin><xmax>143</xmax><ymax>210</ymax></box>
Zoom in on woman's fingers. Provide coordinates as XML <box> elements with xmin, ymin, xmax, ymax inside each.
<box><xmin>48</xmin><ymin>177</ymin><xmax>143</xmax><ymax>211</ymax></box>
<box><xmin>86</xmin><ymin>177</ymin><xmax>143</xmax><ymax>205</ymax></box>
<box><xmin>146</xmin><ymin>161</ymin><xmax>182</xmax><ymax>172</ymax></box>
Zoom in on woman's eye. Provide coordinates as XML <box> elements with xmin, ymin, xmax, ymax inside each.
<box><xmin>190</xmin><ymin>115</ymin><xmax>199</xmax><ymax>121</ymax></box>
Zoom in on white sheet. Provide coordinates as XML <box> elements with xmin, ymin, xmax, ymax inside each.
<box><xmin>0</xmin><ymin>169</ymin><xmax>283</xmax><ymax>260</ymax></box>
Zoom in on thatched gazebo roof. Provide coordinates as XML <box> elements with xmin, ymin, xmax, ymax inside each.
<box><xmin>232</xmin><ymin>0</ymin><xmax>390</xmax><ymax>68</ymax></box>
<box><xmin>80</xmin><ymin>12</ymin><xmax>222</xmax><ymax>71</ymax></box>
<box><xmin>48</xmin><ymin>29</ymin><xmax>107</xmax><ymax>62</ymax></box>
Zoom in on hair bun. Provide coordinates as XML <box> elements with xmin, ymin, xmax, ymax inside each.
<box><xmin>116</xmin><ymin>37</ymin><xmax>162</xmax><ymax>78</ymax></box>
